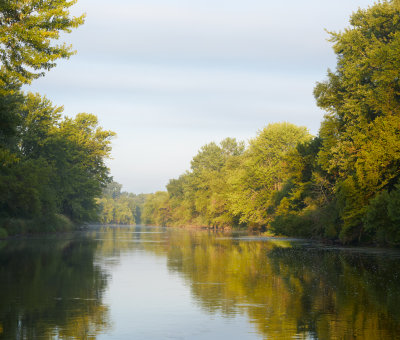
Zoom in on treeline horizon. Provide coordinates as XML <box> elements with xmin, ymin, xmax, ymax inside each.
<box><xmin>140</xmin><ymin>1</ymin><xmax>400</xmax><ymax>246</ymax></box>
<box><xmin>96</xmin><ymin>182</ymin><xmax>147</xmax><ymax>225</ymax></box>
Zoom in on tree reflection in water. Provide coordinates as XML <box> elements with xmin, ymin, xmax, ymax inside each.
<box><xmin>0</xmin><ymin>235</ymin><xmax>110</xmax><ymax>339</ymax></box>
<box><xmin>1</xmin><ymin>226</ymin><xmax>400</xmax><ymax>340</ymax></box>
<box><xmin>137</xmin><ymin>228</ymin><xmax>400</xmax><ymax>340</ymax></box>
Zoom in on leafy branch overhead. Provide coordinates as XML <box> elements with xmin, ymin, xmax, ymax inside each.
<box><xmin>0</xmin><ymin>0</ymin><xmax>85</xmax><ymax>88</ymax></box>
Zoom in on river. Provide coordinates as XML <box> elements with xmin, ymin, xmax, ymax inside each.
<box><xmin>0</xmin><ymin>225</ymin><xmax>400</xmax><ymax>339</ymax></box>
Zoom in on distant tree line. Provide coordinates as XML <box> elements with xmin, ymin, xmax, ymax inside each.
<box><xmin>142</xmin><ymin>1</ymin><xmax>400</xmax><ymax>246</ymax></box>
<box><xmin>96</xmin><ymin>182</ymin><xmax>147</xmax><ymax>225</ymax></box>
<box><xmin>0</xmin><ymin>1</ymin><xmax>114</xmax><ymax>237</ymax></box>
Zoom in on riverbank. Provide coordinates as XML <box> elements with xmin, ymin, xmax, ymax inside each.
<box><xmin>1</xmin><ymin>219</ymin><xmax>395</xmax><ymax>249</ymax></box>
<box><xmin>143</xmin><ymin>223</ymin><xmax>396</xmax><ymax>248</ymax></box>
<box><xmin>0</xmin><ymin>214</ymin><xmax>77</xmax><ymax>239</ymax></box>
<box><xmin>170</xmin><ymin>224</ymin><xmax>233</xmax><ymax>231</ymax></box>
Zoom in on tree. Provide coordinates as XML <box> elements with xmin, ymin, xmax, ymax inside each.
<box><xmin>47</xmin><ymin>112</ymin><xmax>115</xmax><ymax>222</ymax></box>
<box><xmin>315</xmin><ymin>0</ymin><xmax>400</xmax><ymax>242</ymax></box>
<box><xmin>269</xmin><ymin>137</ymin><xmax>340</xmax><ymax>238</ymax></box>
<box><xmin>0</xmin><ymin>92</ymin><xmax>115</xmax><ymax>229</ymax></box>
<box><xmin>142</xmin><ymin>191</ymin><xmax>170</xmax><ymax>226</ymax></box>
<box><xmin>102</xmin><ymin>181</ymin><xmax>123</xmax><ymax>199</ymax></box>
<box><xmin>0</xmin><ymin>90</ymin><xmax>23</xmax><ymax>168</ymax></box>
<box><xmin>189</xmin><ymin>138</ymin><xmax>245</xmax><ymax>227</ymax></box>
<box><xmin>363</xmin><ymin>184</ymin><xmax>400</xmax><ymax>245</ymax></box>
<box><xmin>0</xmin><ymin>0</ymin><xmax>85</xmax><ymax>89</ymax></box>
<box><xmin>162</xmin><ymin>138</ymin><xmax>245</xmax><ymax>228</ymax></box>
<box><xmin>228</xmin><ymin>123</ymin><xmax>311</xmax><ymax>229</ymax></box>
<box><xmin>96</xmin><ymin>181</ymin><xmax>148</xmax><ymax>225</ymax></box>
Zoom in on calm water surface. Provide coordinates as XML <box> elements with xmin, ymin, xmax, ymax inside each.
<box><xmin>1</xmin><ymin>225</ymin><xmax>400</xmax><ymax>339</ymax></box>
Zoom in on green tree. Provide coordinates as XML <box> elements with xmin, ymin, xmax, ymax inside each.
<box><xmin>96</xmin><ymin>181</ymin><xmax>148</xmax><ymax>225</ymax></box>
<box><xmin>189</xmin><ymin>138</ymin><xmax>245</xmax><ymax>227</ymax></box>
<box><xmin>0</xmin><ymin>92</ymin><xmax>59</xmax><ymax>227</ymax></box>
<box><xmin>102</xmin><ymin>181</ymin><xmax>123</xmax><ymax>199</ymax></box>
<box><xmin>142</xmin><ymin>191</ymin><xmax>170</xmax><ymax>226</ymax></box>
<box><xmin>0</xmin><ymin>0</ymin><xmax>85</xmax><ymax>89</ymax></box>
<box><xmin>315</xmin><ymin>0</ymin><xmax>400</xmax><ymax>242</ymax></box>
<box><xmin>228</xmin><ymin>123</ymin><xmax>311</xmax><ymax>229</ymax></box>
<box><xmin>162</xmin><ymin>138</ymin><xmax>245</xmax><ymax>228</ymax></box>
<box><xmin>0</xmin><ymin>1</ymin><xmax>117</xmax><ymax>234</ymax></box>
<box><xmin>269</xmin><ymin>137</ymin><xmax>340</xmax><ymax>238</ymax></box>
<box><xmin>363</xmin><ymin>184</ymin><xmax>400</xmax><ymax>245</ymax></box>
<box><xmin>0</xmin><ymin>92</ymin><xmax>115</xmax><ymax>232</ymax></box>
<box><xmin>49</xmin><ymin>112</ymin><xmax>115</xmax><ymax>222</ymax></box>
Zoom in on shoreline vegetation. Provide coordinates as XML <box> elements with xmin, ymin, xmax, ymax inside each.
<box><xmin>2</xmin><ymin>1</ymin><xmax>400</xmax><ymax>247</ymax></box>
<box><xmin>0</xmin><ymin>2</ymin><xmax>114</xmax><ymax>239</ymax></box>
<box><xmin>137</xmin><ymin>1</ymin><xmax>400</xmax><ymax>247</ymax></box>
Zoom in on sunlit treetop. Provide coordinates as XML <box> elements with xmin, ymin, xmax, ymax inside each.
<box><xmin>0</xmin><ymin>0</ymin><xmax>85</xmax><ymax>89</ymax></box>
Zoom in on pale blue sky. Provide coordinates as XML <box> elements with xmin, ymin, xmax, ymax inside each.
<box><xmin>26</xmin><ymin>0</ymin><xmax>374</xmax><ymax>193</ymax></box>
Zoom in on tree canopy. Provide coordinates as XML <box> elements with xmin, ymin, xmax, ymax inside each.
<box><xmin>0</xmin><ymin>0</ymin><xmax>114</xmax><ymax>236</ymax></box>
<box><xmin>315</xmin><ymin>0</ymin><xmax>400</xmax><ymax>242</ymax></box>
<box><xmin>0</xmin><ymin>92</ymin><xmax>115</xmax><ymax>232</ymax></box>
<box><xmin>0</xmin><ymin>0</ymin><xmax>85</xmax><ymax>89</ymax></box>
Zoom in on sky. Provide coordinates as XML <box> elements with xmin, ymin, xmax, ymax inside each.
<box><xmin>26</xmin><ymin>0</ymin><xmax>374</xmax><ymax>194</ymax></box>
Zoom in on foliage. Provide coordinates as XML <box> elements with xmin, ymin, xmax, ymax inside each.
<box><xmin>0</xmin><ymin>0</ymin><xmax>114</xmax><ymax>235</ymax></box>
<box><xmin>0</xmin><ymin>227</ymin><xmax>7</xmax><ymax>238</ymax></box>
<box><xmin>96</xmin><ymin>181</ymin><xmax>147</xmax><ymax>225</ymax></box>
<box><xmin>143</xmin><ymin>128</ymin><xmax>314</xmax><ymax>231</ymax></box>
<box><xmin>142</xmin><ymin>191</ymin><xmax>170</xmax><ymax>226</ymax></box>
<box><xmin>0</xmin><ymin>0</ymin><xmax>85</xmax><ymax>88</ymax></box>
<box><xmin>0</xmin><ymin>91</ymin><xmax>115</xmax><ymax>233</ymax></box>
<box><xmin>227</xmin><ymin>123</ymin><xmax>311</xmax><ymax>229</ymax></box>
<box><xmin>364</xmin><ymin>184</ymin><xmax>400</xmax><ymax>246</ymax></box>
<box><xmin>142</xmin><ymin>138</ymin><xmax>246</xmax><ymax>228</ymax></box>
<box><xmin>314</xmin><ymin>0</ymin><xmax>400</xmax><ymax>243</ymax></box>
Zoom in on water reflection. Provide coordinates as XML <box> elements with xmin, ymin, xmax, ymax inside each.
<box><xmin>161</xmin><ymin>230</ymin><xmax>400</xmax><ymax>339</ymax></box>
<box><xmin>0</xmin><ymin>235</ymin><xmax>110</xmax><ymax>339</ymax></box>
<box><xmin>1</xmin><ymin>226</ymin><xmax>400</xmax><ymax>339</ymax></box>
<box><xmin>103</xmin><ymin>227</ymin><xmax>400</xmax><ymax>339</ymax></box>
<box><xmin>90</xmin><ymin>226</ymin><xmax>400</xmax><ymax>339</ymax></box>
